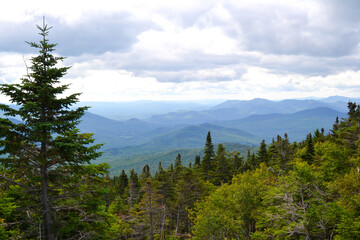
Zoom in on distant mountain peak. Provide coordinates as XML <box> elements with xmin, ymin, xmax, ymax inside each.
<box><xmin>126</xmin><ymin>118</ymin><xmax>142</xmax><ymax>123</ymax></box>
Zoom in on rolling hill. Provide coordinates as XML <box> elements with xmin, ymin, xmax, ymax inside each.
<box><xmin>79</xmin><ymin>112</ymin><xmax>174</xmax><ymax>149</ymax></box>
<box><xmin>218</xmin><ymin>107</ymin><xmax>346</xmax><ymax>142</ymax></box>
<box><xmin>147</xmin><ymin>98</ymin><xmax>348</xmax><ymax>126</ymax></box>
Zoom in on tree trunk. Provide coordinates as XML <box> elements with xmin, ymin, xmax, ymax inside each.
<box><xmin>41</xmin><ymin>167</ymin><xmax>54</xmax><ymax>240</ymax></box>
<box><xmin>175</xmin><ymin>204</ymin><xmax>181</xmax><ymax>236</ymax></box>
<box><xmin>148</xmin><ymin>182</ymin><xmax>154</xmax><ymax>240</ymax></box>
<box><xmin>160</xmin><ymin>199</ymin><xmax>166</xmax><ymax>240</ymax></box>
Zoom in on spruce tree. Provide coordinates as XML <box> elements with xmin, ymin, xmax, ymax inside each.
<box><xmin>257</xmin><ymin>139</ymin><xmax>269</xmax><ymax>165</ymax></box>
<box><xmin>0</xmin><ymin>21</ymin><xmax>106</xmax><ymax>239</ymax></box>
<box><xmin>129</xmin><ymin>169</ymin><xmax>140</xmax><ymax>206</ymax></box>
<box><xmin>174</xmin><ymin>153</ymin><xmax>183</xmax><ymax>177</ymax></box>
<box><xmin>230</xmin><ymin>151</ymin><xmax>244</xmax><ymax>174</ymax></box>
<box><xmin>194</xmin><ymin>155</ymin><xmax>201</xmax><ymax>167</ymax></box>
<box><xmin>140</xmin><ymin>164</ymin><xmax>151</xmax><ymax>183</ymax></box>
<box><xmin>213</xmin><ymin>144</ymin><xmax>230</xmax><ymax>185</ymax></box>
<box><xmin>302</xmin><ymin>133</ymin><xmax>315</xmax><ymax>164</ymax></box>
<box><xmin>118</xmin><ymin>170</ymin><xmax>129</xmax><ymax>196</ymax></box>
<box><xmin>201</xmin><ymin>131</ymin><xmax>214</xmax><ymax>180</ymax></box>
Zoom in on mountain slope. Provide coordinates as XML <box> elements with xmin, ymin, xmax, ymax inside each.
<box><xmin>102</xmin><ymin>123</ymin><xmax>258</xmax><ymax>156</ymax></box>
<box><xmin>75</xmin><ymin>100</ymin><xmax>217</xmax><ymax>120</ymax></box>
<box><xmin>147</xmin><ymin>98</ymin><xmax>347</xmax><ymax>126</ymax></box>
<box><xmin>79</xmin><ymin>112</ymin><xmax>171</xmax><ymax>149</ymax></box>
<box><xmin>218</xmin><ymin>107</ymin><xmax>346</xmax><ymax>142</ymax></box>
<box><xmin>145</xmin><ymin>123</ymin><xmax>258</xmax><ymax>149</ymax></box>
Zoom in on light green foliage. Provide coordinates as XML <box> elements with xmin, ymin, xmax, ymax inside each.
<box><xmin>191</xmin><ymin>164</ymin><xmax>275</xmax><ymax>239</ymax></box>
<box><xmin>331</xmin><ymin>169</ymin><xmax>360</xmax><ymax>239</ymax></box>
<box><xmin>104</xmin><ymin>215</ymin><xmax>132</xmax><ymax>240</ymax></box>
<box><xmin>0</xmin><ymin>189</ymin><xmax>21</xmax><ymax>239</ymax></box>
<box><xmin>254</xmin><ymin>161</ymin><xmax>339</xmax><ymax>239</ymax></box>
<box><xmin>316</xmin><ymin>141</ymin><xmax>352</xmax><ymax>181</ymax></box>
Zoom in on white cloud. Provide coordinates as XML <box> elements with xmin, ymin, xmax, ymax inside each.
<box><xmin>59</xmin><ymin>64</ymin><xmax>360</xmax><ymax>102</ymax></box>
<box><xmin>0</xmin><ymin>53</ymin><xmax>28</xmax><ymax>83</ymax></box>
<box><xmin>1</xmin><ymin>0</ymin><xmax>360</xmax><ymax>102</ymax></box>
<box><xmin>133</xmin><ymin>24</ymin><xmax>238</xmax><ymax>58</ymax></box>
<box><xmin>62</xmin><ymin>69</ymin><xmax>176</xmax><ymax>101</ymax></box>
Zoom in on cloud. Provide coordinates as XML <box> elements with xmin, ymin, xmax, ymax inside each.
<box><xmin>0</xmin><ymin>53</ymin><xmax>28</xmax><ymax>83</ymax></box>
<box><xmin>0</xmin><ymin>14</ymin><xmax>153</xmax><ymax>56</ymax></box>
<box><xmin>1</xmin><ymin>0</ymin><xmax>360</xmax><ymax>102</ymax></box>
<box><xmin>58</xmin><ymin>64</ymin><xmax>360</xmax><ymax>102</ymax></box>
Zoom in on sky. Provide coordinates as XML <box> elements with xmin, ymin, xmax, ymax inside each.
<box><xmin>0</xmin><ymin>0</ymin><xmax>360</xmax><ymax>102</ymax></box>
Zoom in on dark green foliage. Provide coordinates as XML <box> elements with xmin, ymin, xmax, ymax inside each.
<box><xmin>301</xmin><ymin>133</ymin><xmax>315</xmax><ymax>163</ymax></box>
<box><xmin>230</xmin><ymin>151</ymin><xmax>244</xmax><ymax>174</ymax></box>
<box><xmin>201</xmin><ymin>131</ymin><xmax>215</xmax><ymax>180</ymax></box>
<box><xmin>333</xmin><ymin>102</ymin><xmax>360</xmax><ymax>154</ymax></box>
<box><xmin>268</xmin><ymin>134</ymin><xmax>295</xmax><ymax>171</ymax></box>
<box><xmin>246</xmin><ymin>149</ymin><xmax>257</xmax><ymax>170</ymax></box>
<box><xmin>117</xmin><ymin>170</ymin><xmax>129</xmax><ymax>196</ymax></box>
<box><xmin>140</xmin><ymin>164</ymin><xmax>151</xmax><ymax>183</ymax></box>
<box><xmin>194</xmin><ymin>155</ymin><xmax>201</xmax><ymax>167</ymax></box>
<box><xmin>313</xmin><ymin>128</ymin><xmax>325</xmax><ymax>143</ymax></box>
<box><xmin>129</xmin><ymin>169</ymin><xmax>140</xmax><ymax>206</ymax></box>
<box><xmin>212</xmin><ymin>144</ymin><xmax>231</xmax><ymax>185</ymax></box>
<box><xmin>174</xmin><ymin>153</ymin><xmax>183</xmax><ymax>175</ymax></box>
<box><xmin>257</xmin><ymin>139</ymin><xmax>268</xmax><ymax>165</ymax></box>
<box><xmin>0</xmin><ymin>21</ymin><xmax>108</xmax><ymax>239</ymax></box>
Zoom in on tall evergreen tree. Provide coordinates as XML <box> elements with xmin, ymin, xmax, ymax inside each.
<box><xmin>246</xmin><ymin>149</ymin><xmax>256</xmax><ymax>169</ymax></box>
<box><xmin>129</xmin><ymin>169</ymin><xmax>140</xmax><ymax>206</ymax></box>
<box><xmin>331</xmin><ymin>116</ymin><xmax>340</xmax><ymax>135</ymax></box>
<box><xmin>302</xmin><ymin>133</ymin><xmax>315</xmax><ymax>164</ymax></box>
<box><xmin>201</xmin><ymin>131</ymin><xmax>215</xmax><ymax>180</ymax></box>
<box><xmin>213</xmin><ymin>144</ymin><xmax>230</xmax><ymax>185</ymax></box>
<box><xmin>257</xmin><ymin>139</ymin><xmax>269</xmax><ymax>165</ymax></box>
<box><xmin>268</xmin><ymin>134</ymin><xmax>294</xmax><ymax>171</ymax></box>
<box><xmin>229</xmin><ymin>151</ymin><xmax>244</xmax><ymax>174</ymax></box>
<box><xmin>0</xmin><ymin>21</ymin><xmax>106</xmax><ymax>239</ymax></box>
<box><xmin>194</xmin><ymin>155</ymin><xmax>201</xmax><ymax>167</ymax></box>
<box><xmin>174</xmin><ymin>153</ymin><xmax>183</xmax><ymax>178</ymax></box>
<box><xmin>118</xmin><ymin>170</ymin><xmax>129</xmax><ymax>196</ymax></box>
<box><xmin>140</xmin><ymin>165</ymin><xmax>151</xmax><ymax>185</ymax></box>
<box><xmin>136</xmin><ymin>178</ymin><xmax>163</xmax><ymax>240</ymax></box>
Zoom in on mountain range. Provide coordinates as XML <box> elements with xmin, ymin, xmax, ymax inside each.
<box><xmin>1</xmin><ymin>96</ymin><xmax>356</xmax><ymax>174</ymax></box>
<box><xmin>80</xmin><ymin>97</ymin><xmax>350</xmax><ymax>149</ymax></box>
<box><xmin>75</xmin><ymin>97</ymin><xmax>354</xmax><ymax>173</ymax></box>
